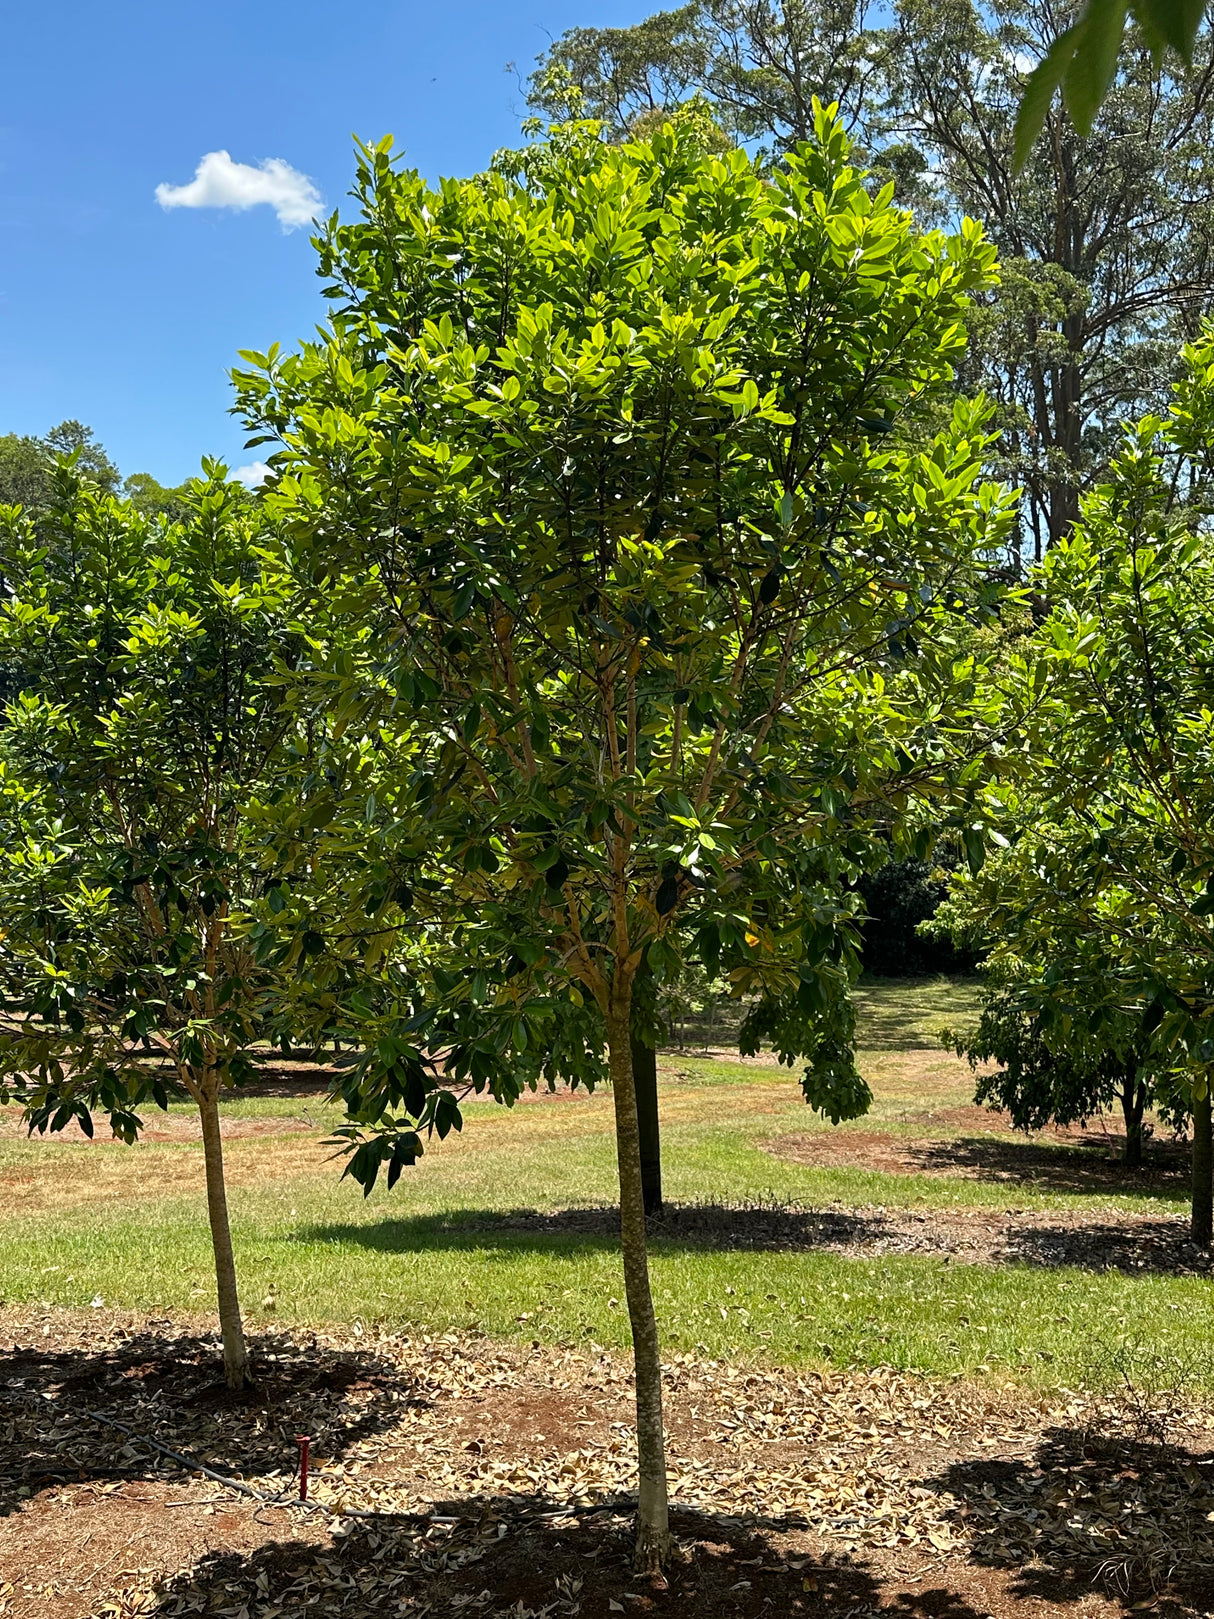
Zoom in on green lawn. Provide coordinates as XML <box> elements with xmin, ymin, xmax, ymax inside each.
<box><xmin>4</xmin><ymin>975</ymin><xmax>1208</xmax><ymax>1391</ymax></box>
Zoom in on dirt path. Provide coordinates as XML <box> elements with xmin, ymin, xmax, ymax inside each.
<box><xmin>2</xmin><ymin>1308</ymin><xmax>1212</xmax><ymax>1619</ymax></box>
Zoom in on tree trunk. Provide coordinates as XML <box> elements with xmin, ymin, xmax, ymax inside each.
<box><xmin>607</xmin><ymin>1007</ymin><xmax>671</xmax><ymax>1573</ymax></box>
<box><xmin>631</xmin><ymin>1032</ymin><xmax>663</xmax><ymax>1218</ymax></box>
<box><xmin>1192</xmin><ymin>1079</ymin><xmax>1213</xmax><ymax>1249</ymax></box>
<box><xmin>1120</xmin><ymin>1071</ymin><xmax>1144</xmax><ymax>1169</ymax></box>
<box><xmin>197</xmin><ymin>1078</ymin><xmax>249</xmax><ymax>1389</ymax></box>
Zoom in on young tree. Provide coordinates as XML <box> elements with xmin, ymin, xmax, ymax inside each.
<box><xmin>933</xmin><ymin>852</ymin><xmax>1181</xmax><ymax>1167</ymax></box>
<box><xmin>952</xmin><ymin>336</ymin><xmax>1214</xmax><ymax>1239</ymax></box>
<box><xmin>236</xmin><ymin>110</ymin><xmax>1012</xmax><ymax>1566</ymax></box>
<box><xmin>0</xmin><ymin>467</ymin><xmax>317</xmax><ymax>1387</ymax></box>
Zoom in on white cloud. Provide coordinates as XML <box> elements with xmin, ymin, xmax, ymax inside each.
<box><xmin>234</xmin><ymin>461</ymin><xmax>272</xmax><ymax>487</ymax></box>
<box><xmin>156</xmin><ymin>151</ymin><xmax>321</xmax><ymax>229</ymax></box>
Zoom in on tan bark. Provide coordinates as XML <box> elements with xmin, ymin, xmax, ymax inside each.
<box><xmin>196</xmin><ymin>1074</ymin><xmax>249</xmax><ymax>1390</ymax></box>
<box><xmin>606</xmin><ymin>1005</ymin><xmax>671</xmax><ymax>1572</ymax></box>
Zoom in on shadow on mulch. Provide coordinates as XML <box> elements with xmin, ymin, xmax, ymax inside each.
<box><xmin>909</xmin><ymin>1133</ymin><xmax>1189</xmax><ymax>1196</ymax></box>
<box><xmin>299</xmin><ymin>1201</ymin><xmax>1207</xmax><ymax>1277</ymax></box>
<box><xmin>0</xmin><ymin>1326</ymin><xmax>420</xmax><ymax>1516</ymax></box>
<box><xmin>927</xmin><ymin>1425</ymin><xmax>1214</xmax><ymax>1613</ymax></box>
<box><xmin>135</xmin><ymin>1500</ymin><xmax>1000</xmax><ymax>1619</ymax></box>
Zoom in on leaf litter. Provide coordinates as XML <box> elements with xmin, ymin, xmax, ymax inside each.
<box><xmin>3</xmin><ymin>1307</ymin><xmax>1214</xmax><ymax>1617</ymax></box>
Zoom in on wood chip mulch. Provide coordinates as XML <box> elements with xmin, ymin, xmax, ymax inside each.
<box><xmin>3</xmin><ymin>1309</ymin><xmax>1214</xmax><ymax>1618</ymax></box>
<box><xmin>480</xmin><ymin>1200</ymin><xmax>1213</xmax><ymax>1278</ymax></box>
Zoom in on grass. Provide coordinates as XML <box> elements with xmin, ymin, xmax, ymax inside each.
<box><xmin>3</xmin><ymin>974</ymin><xmax>1207</xmax><ymax>1390</ymax></box>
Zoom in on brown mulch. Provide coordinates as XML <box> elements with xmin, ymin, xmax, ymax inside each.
<box><xmin>466</xmin><ymin>1200</ymin><xmax>1212</xmax><ymax>1278</ymax></box>
<box><xmin>769</xmin><ymin>1125</ymin><xmax>1191</xmax><ymax>1196</ymax></box>
<box><xmin>3</xmin><ymin>1310</ymin><xmax>1214</xmax><ymax>1618</ymax></box>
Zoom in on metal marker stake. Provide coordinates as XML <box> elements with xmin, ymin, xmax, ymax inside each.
<box><xmin>296</xmin><ymin>1434</ymin><xmax>311</xmax><ymax>1501</ymax></box>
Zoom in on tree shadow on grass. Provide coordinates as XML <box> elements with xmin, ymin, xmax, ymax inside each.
<box><xmin>295</xmin><ymin>1201</ymin><xmax>893</xmax><ymax>1255</ymax></box>
<box><xmin>298</xmin><ymin>1200</ymin><xmax>1206</xmax><ymax>1277</ymax></box>
<box><xmin>132</xmin><ymin>1497</ymin><xmax>998</xmax><ymax>1619</ymax></box>
<box><xmin>0</xmin><ymin>1324</ymin><xmax>420</xmax><ymax>1516</ymax></box>
<box><xmin>925</xmin><ymin>1424</ymin><xmax>1214</xmax><ymax>1612</ymax></box>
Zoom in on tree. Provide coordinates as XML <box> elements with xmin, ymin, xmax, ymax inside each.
<box><xmin>0</xmin><ymin>421</ymin><xmax>120</xmax><ymax>511</ymax></box>
<box><xmin>122</xmin><ymin>471</ymin><xmax>195</xmax><ymax>522</ymax></box>
<box><xmin>527</xmin><ymin>0</ymin><xmax>884</xmax><ymax>152</ymax></box>
<box><xmin>932</xmin><ymin>848</ymin><xmax>1181</xmax><ymax>1167</ymax></box>
<box><xmin>236</xmin><ymin>110</ymin><xmax>1013</xmax><ymax>1566</ymax></box>
<box><xmin>957</xmin><ymin>979</ymin><xmax>1176</xmax><ymax>1166</ymax></box>
<box><xmin>1011</xmin><ymin>0</ymin><xmax>1207</xmax><ymax>165</ymax></box>
<box><xmin>952</xmin><ymin>335</ymin><xmax>1214</xmax><ymax>1240</ymax></box>
<box><xmin>0</xmin><ymin>465</ymin><xmax>322</xmax><ymax>1387</ymax></box>
<box><xmin>856</xmin><ymin>843</ymin><xmax>977</xmax><ymax>975</ymax></box>
<box><xmin>531</xmin><ymin>2</ymin><xmax>1214</xmax><ymax>559</ymax></box>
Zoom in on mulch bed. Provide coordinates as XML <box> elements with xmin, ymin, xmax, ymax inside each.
<box><xmin>3</xmin><ymin>1309</ymin><xmax>1214</xmax><ymax>1618</ymax></box>
<box><xmin>768</xmin><ymin>1127</ymin><xmax>1192</xmax><ymax>1198</ymax></box>
<box><xmin>461</xmin><ymin>1200</ymin><xmax>1212</xmax><ymax>1278</ymax></box>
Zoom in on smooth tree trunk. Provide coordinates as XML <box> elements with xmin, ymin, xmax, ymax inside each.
<box><xmin>1119</xmin><ymin>1072</ymin><xmax>1145</xmax><ymax>1169</ymax></box>
<box><xmin>1192</xmin><ymin>1080</ymin><xmax>1213</xmax><ymax>1249</ymax></box>
<box><xmin>607</xmin><ymin>1007</ymin><xmax>671</xmax><ymax>1573</ymax></box>
<box><xmin>197</xmin><ymin>1077</ymin><xmax>249</xmax><ymax>1389</ymax></box>
<box><xmin>631</xmin><ymin>1032</ymin><xmax>663</xmax><ymax>1218</ymax></box>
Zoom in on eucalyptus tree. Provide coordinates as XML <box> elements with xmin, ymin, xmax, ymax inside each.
<box><xmin>236</xmin><ymin>109</ymin><xmax>1013</xmax><ymax>1566</ymax></box>
<box><xmin>1011</xmin><ymin>0</ymin><xmax>1208</xmax><ymax>163</ymax></box>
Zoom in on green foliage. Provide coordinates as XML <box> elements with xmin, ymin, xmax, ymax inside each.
<box><xmin>0</xmin><ymin>421</ymin><xmax>120</xmax><ymax>511</ymax></box>
<box><xmin>527</xmin><ymin>0</ymin><xmax>880</xmax><ymax>153</ymax></box>
<box><xmin>0</xmin><ymin>464</ymin><xmax>314</xmax><ymax>1125</ymax></box>
<box><xmin>1012</xmin><ymin>0</ymin><xmax>1206</xmax><ymax>165</ymax></box>
<box><xmin>937</xmin><ymin>944</ymin><xmax>1181</xmax><ymax>1158</ymax></box>
<box><xmin>531</xmin><ymin>2</ymin><xmax>1214</xmax><ymax>558</ymax></box>
<box><xmin>857</xmin><ymin>849</ymin><xmax>976</xmax><ymax>976</ymax></box>
<box><xmin>939</xmin><ymin>332</ymin><xmax>1214</xmax><ymax>1129</ymax></box>
<box><xmin>0</xmin><ymin>420</ymin><xmax>192</xmax><ymax>524</ymax></box>
<box><xmin>235</xmin><ymin>110</ymin><xmax>1015</xmax><ymax>1178</ymax></box>
<box><xmin>121</xmin><ymin>470</ymin><xmax>195</xmax><ymax>522</ymax></box>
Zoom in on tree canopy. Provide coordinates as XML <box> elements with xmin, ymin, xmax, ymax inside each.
<box><xmin>530</xmin><ymin>2</ymin><xmax>1214</xmax><ymax>560</ymax></box>
<box><xmin>937</xmin><ymin>333</ymin><xmax>1214</xmax><ymax>1234</ymax></box>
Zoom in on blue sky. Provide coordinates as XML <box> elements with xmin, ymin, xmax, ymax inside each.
<box><xmin>1</xmin><ymin>1</ymin><xmax>647</xmax><ymax>485</ymax></box>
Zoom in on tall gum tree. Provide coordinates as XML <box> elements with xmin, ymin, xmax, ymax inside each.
<box><xmin>236</xmin><ymin>109</ymin><xmax>1014</xmax><ymax>1567</ymax></box>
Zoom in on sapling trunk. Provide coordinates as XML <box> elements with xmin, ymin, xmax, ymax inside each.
<box><xmin>197</xmin><ymin>1077</ymin><xmax>249</xmax><ymax>1390</ymax></box>
<box><xmin>607</xmin><ymin>1007</ymin><xmax>671</xmax><ymax>1573</ymax></box>
<box><xmin>1119</xmin><ymin>1072</ymin><xmax>1145</xmax><ymax>1169</ymax></box>
<box><xmin>1192</xmin><ymin>1079</ymin><xmax>1213</xmax><ymax>1249</ymax></box>
<box><xmin>631</xmin><ymin>1033</ymin><xmax>663</xmax><ymax>1218</ymax></box>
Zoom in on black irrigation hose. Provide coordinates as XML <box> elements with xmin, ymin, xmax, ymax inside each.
<box><xmin>84</xmin><ymin>1406</ymin><xmax>275</xmax><ymax>1503</ymax></box>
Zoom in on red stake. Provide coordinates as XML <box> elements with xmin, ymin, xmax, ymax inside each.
<box><xmin>296</xmin><ymin>1434</ymin><xmax>311</xmax><ymax>1501</ymax></box>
